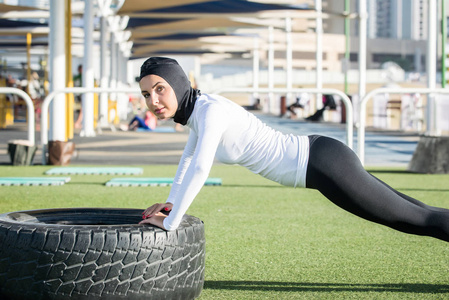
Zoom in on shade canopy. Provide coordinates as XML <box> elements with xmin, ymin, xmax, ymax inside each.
<box><xmin>0</xmin><ymin>1</ymin><xmax>315</xmax><ymax>62</ymax></box>
<box><xmin>0</xmin><ymin>18</ymin><xmax>48</xmax><ymax>37</ymax></box>
<box><xmin>122</xmin><ymin>0</ymin><xmax>313</xmax><ymax>58</ymax></box>
<box><xmin>118</xmin><ymin>0</ymin><xmax>211</xmax><ymax>14</ymax></box>
<box><xmin>0</xmin><ymin>3</ymin><xmax>38</xmax><ymax>13</ymax></box>
<box><xmin>122</xmin><ymin>0</ymin><xmax>308</xmax><ymax>17</ymax></box>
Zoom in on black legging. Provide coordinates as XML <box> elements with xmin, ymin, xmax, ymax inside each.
<box><xmin>305</xmin><ymin>135</ymin><xmax>449</xmax><ymax>242</ymax></box>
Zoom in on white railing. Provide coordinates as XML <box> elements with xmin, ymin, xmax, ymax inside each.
<box><xmin>41</xmin><ymin>87</ymin><xmax>140</xmax><ymax>164</ymax></box>
<box><xmin>358</xmin><ymin>88</ymin><xmax>449</xmax><ymax>165</ymax></box>
<box><xmin>41</xmin><ymin>87</ymin><xmax>354</xmax><ymax>165</ymax></box>
<box><xmin>0</xmin><ymin>87</ymin><xmax>35</xmax><ymax>145</ymax></box>
<box><xmin>213</xmin><ymin>87</ymin><xmax>354</xmax><ymax>149</ymax></box>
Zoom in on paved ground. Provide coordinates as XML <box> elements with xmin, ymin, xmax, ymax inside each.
<box><xmin>256</xmin><ymin>114</ymin><xmax>420</xmax><ymax>167</ymax></box>
<box><xmin>0</xmin><ymin>119</ymin><xmax>189</xmax><ymax>165</ymax></box>
<box><xmin>0</xmin><ymin>113</ymin><xmax>420</xmax><ymax>167</ymax></box>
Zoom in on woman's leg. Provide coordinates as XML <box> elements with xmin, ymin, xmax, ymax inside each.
<box><xmin>369</xmin><ymin>173</ymin><xmax>449</xmax><ymax>213</ymax></box>
<box><xmin>305</xmin><ymin>135</ymin><xmax>449</xmax><ymax>242</ymax></box>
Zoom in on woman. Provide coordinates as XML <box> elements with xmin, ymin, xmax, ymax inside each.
<box><xmin>139</xmin><ymin>57</ymin><xmax>449</xmax><ymax>242</ymax></box>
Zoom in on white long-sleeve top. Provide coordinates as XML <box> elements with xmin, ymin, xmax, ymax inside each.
<box><xmin>163</xmin><ymin>94</ymin><xmax>310</xmax><ymax>230</ymax></box>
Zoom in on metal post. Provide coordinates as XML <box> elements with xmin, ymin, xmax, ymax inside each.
<box><xmin>65</xmin><ymin>0</ymin><xmax>74</xmax><ymax>140</ymax></box>
<box><xmin>26</xmin><ymin>33</ymin><xmax>31</xmax><ymax>94</ymax></box>
<box><xmin>268</xmin><ymin>26</ymin><xmax>274</xmax><ymax>114</ymax></box>
<box><xmin>116</xmin><ymin>43</ymin><xmax>124</xmax><ymax>121</ymax></box>
<box><xmin>441</xmin><ymin>0</ymin><xmax>447</xmax><ymax>88</ymax></box>
<box><xmin>81</xmin><ymin>0</ymin><xmax>95</xmax><ymax>137</ymax></box>
<box><xmin>116</xmin><ymin>43</ymin><xmax>122</xmax><ymax>89</ymax></box>
<box><xmin>252</xmin><ymin>37</ymin><xmax>260</xmax><ymax>106</ymax></box>
<box><xmin>426</xmin><ymin>0</ymin><xmax>437</xmax><ymax>135</ymax></box>
<box><xmin>344</xmin><ymin>0</ymin><xmax>350</xmax><ymax>94</ymax></box>
<box><xmin>109</xmin><ymin>33</ymin><xmax>117</xmax><ymax>101</ymax></box>
<box><xmin>286</xmin><ymin>16</ymin><xmax>293</xmax><ymax>105</ymax></box>
<box><xmin>315</xmin><ymin>0</ymin><xmax>323</xmax><ymax>110</ymax></box>
<box><xmin>358</xmin><ymin>0</ymin><xmax>367</xmax><ymax>100</ymax></box>
<box><xmin>0</xmin><ymin>88</ymin><xmax>35</xmax><ymax>144</ymax></box>
<box><xmin>99</xmin><ymin>16</ymin><xmax>109</xmax><ymax>127</ymax></box>
<box><xmin>49</xmin><ymin>0</ymin><xmax>66</xmax><ymax>142</ymax></box>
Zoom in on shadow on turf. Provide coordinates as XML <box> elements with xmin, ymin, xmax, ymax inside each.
<box><xmin>367</xmin><ymin>169</ymin><xmax>412</xmax><ymax>174</ymax></box>
<box><xmin>223</xmin><ymin>184</ymin><xmax>288</xmax><ymax>189</ymax></box>
<box><xmin>204</xmin><ymin>281</ymin><xmax>449</xmax><ymax>294</ymax></box>
<box><xmin>399</xmin><ymin>188</ymin><xmax>449</xmax><ymax>192</ymax></box>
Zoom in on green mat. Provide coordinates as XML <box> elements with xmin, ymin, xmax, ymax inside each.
<box><xmin>105</xmin><ymin>177</ymin><xmax>222</xmax><ymax>187</ymax></box>
<box><xmin>45</xmin><ymin>167</ymin><xmax>143</xmax><ymax>175</ymax></box>
<box><xmin>0</xmin><ymin>177</ymin><xmax>71</xmax><ymax>186</ymax></box>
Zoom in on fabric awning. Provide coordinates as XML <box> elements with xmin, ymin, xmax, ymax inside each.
<box><xmin>0</xmin><ymin>3</ymin><xmax>40</xmax><ymax>13</ymax></box>
<box><xmin>118</xmin><ymin>0</ymin><xmax>210</xmax><ymax>14</ymax></box>
<box><xmin>123</xmin><ymin>0</ymin><xmax>312</xmax><ymax>57</ymax></box>
<box><xmin>129</xmin><ymin>17</ymin><xmax>261</xmax><ymax>40</ymax></box>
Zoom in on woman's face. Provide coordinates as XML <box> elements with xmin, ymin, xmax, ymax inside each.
<box><xmin>140</xmin><ymin>75</ymin><xmax>178</xmax><ymax>120</ymax></box>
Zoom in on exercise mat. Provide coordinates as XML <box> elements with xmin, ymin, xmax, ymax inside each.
<box><xmin>105</xmin><ymin>177</ymin><xmax>222</xmax><ymax>187</ymax></box>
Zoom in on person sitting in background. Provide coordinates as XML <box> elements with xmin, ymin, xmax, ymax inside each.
<box><xmin>73</xmin><ymin>65</ymin><xmax>83</xmax><ymax>129</ymax></box>
<box><xmin>287</xmin><ymin>92</ymin><xmax>309</xmax><ymax>119</ymax></box>
<box><xmin>305</xmin><ymin>94</ymin><xmax>337</xmax><ymax>122</ymax></box>
<box><xmin>120</xmin><ymin>110</ymin><xmax>157</xmax><ymax>131</ymax></box>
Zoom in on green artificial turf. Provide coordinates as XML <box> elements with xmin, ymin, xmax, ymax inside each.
<box><xmin>0</xmin><ymin>165</ymin><xmax>448</xmax><ymax>299</ymax></box>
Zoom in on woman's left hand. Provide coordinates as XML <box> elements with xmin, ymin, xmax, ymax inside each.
<box><xmin>142</xmin><ymin>202</ymin><xmax>173</xmax><ymax>219</ymax></box>
<box><xmin>139</xmin><ymin>212</ymin><xmax>167</xmax><ymax>230</ymax></box>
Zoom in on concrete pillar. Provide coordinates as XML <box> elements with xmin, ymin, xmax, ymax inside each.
<box><xmin>109</xmin><ymin>33</ymin><xmax>117</xmax><ymax>101</ymax></box>
<box><xmin>268</xmin><ymin>26</ymin><xmax>274</xmax><ymax>113</ymax></box>
<box><xmin>315</xmin><ymin>0</ymin><xmax>323</xmax><ymax>110</ymax></box>
<box><xmin>80</xmin><ymin>0</ymin><xmax>95</xmax><ymax>137</ymax></box>
<box><xmin>116</xmin><ymin>43</ymin><xmax>121</xmax><ymax>89</ymax></box>
<box><xmin>99</xmin><ymin>16</ymin><xmax>109</xmax><ymax>128</ymax></box>
<box><xmin>49</xmin><ymin>0</ymin><xmax>66</xmax><ymax>141</ymax></box>
<box><xmin>358</xmin><ymin>0</ymin><xmax>367</xmax><ymax>100</ymax></box>
<box><xmin>252</xmin><ymin>37</ymin><xmax>259</xmax><ymax>106</ymax></box>
<box><xmin>426</xmin><ymin>0</ymin><xmax>437</xmax><ymax>135</ymax></box>
<box><xmin>286</xmin><ymin>16</ymin><xmax>293</xmax><ymax>105</ymax></box>
<box><xmin>116</xmin><ymin>49</ymin><xmax>128</xmax><ymax>121</ymax></box>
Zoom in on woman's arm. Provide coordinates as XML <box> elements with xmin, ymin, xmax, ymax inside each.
<box><xmin>141</xmin><ymin>130</ymin><xmax>197</xmax><ymax>223</ymax></box>
<box><xmin>166</xmin><ymin>130</ymin><xmax>198</xmax><ymax>207</ymax></box>
<box><xmin>163</xmin><ymin>106</ymin><xmax>227</xmax><ymax>230</ymax></box>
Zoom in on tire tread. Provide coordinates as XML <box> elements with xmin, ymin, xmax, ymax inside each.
<box><xmin>0</xmin><ymin>209</ymin><xmax>205</xmax><ymax>300</ymax></box>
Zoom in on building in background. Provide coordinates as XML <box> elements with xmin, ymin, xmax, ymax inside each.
<box><xmin>200</xmin><ymin>0</ymin><xmax>445</xmax><ymax>85</ymax></box>
<box><xmin>1</xmin><ymin>0</ymin><xmax>448</xmax><ymax>85</ymax></box>
<box><xmin>323</xmin><ymin>0</ymin><xmax>430</xmax><ymax>73</ymax></box>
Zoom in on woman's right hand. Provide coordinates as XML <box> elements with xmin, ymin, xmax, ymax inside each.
<box><xmin>142</xmin><ymin>202</ymin><xmax>173</xmax><ymax>220</ymax></box>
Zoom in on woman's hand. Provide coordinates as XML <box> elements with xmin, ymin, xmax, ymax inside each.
<box><xmin>140</xmin><ymin>202</ymin><xmax>173</xmax><ymax>229</ymax></box>
<box><xmin>139</xmin><ymin>212</ymin><xmax>167</xmax><ymax>229</ymax></box>
<box><xmin>142</xmin><ymin>202</ymin><xmax>173</xmax><ymax>219</ymax></box>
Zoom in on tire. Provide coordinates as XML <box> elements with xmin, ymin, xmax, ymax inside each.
<box><xmin>0</xmin><ymin>208</ymin><xmax>205</xmax><ymax>300</ymax></box>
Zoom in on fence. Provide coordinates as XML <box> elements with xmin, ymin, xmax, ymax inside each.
<box><xmin>40</xmin><ymin>87</ymin><xmax>140</xmax><ymax>164</ymax></box>
<box><xmin>357</xmin><ymin>87</ymin><xmax>449</xmax><ymax>165</ymax></box>
<box><xmin>0</xmin><ymin>87</ymin><xmax>35</xmax><ymax>145</ymax></box>
<box><xmin>41</xmin><ymin>87</ymin><xmax>353</xmax><ymax>164</ymax></box>
<box><xmin>213</xmin><ymin>87</ymin><xmax>354</xmax><ymax>149</ymax></box>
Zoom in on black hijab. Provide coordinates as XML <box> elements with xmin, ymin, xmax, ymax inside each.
<box><xmin>139</xmin><ymin>57</ymin><xmax>200</xmax><ymax>125</ymax></box>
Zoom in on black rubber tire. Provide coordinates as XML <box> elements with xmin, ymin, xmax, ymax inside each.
<box><xmin>0</xmin><ymin>208</ymin><xmax>205</xmax><ymax>300</ymax></box>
